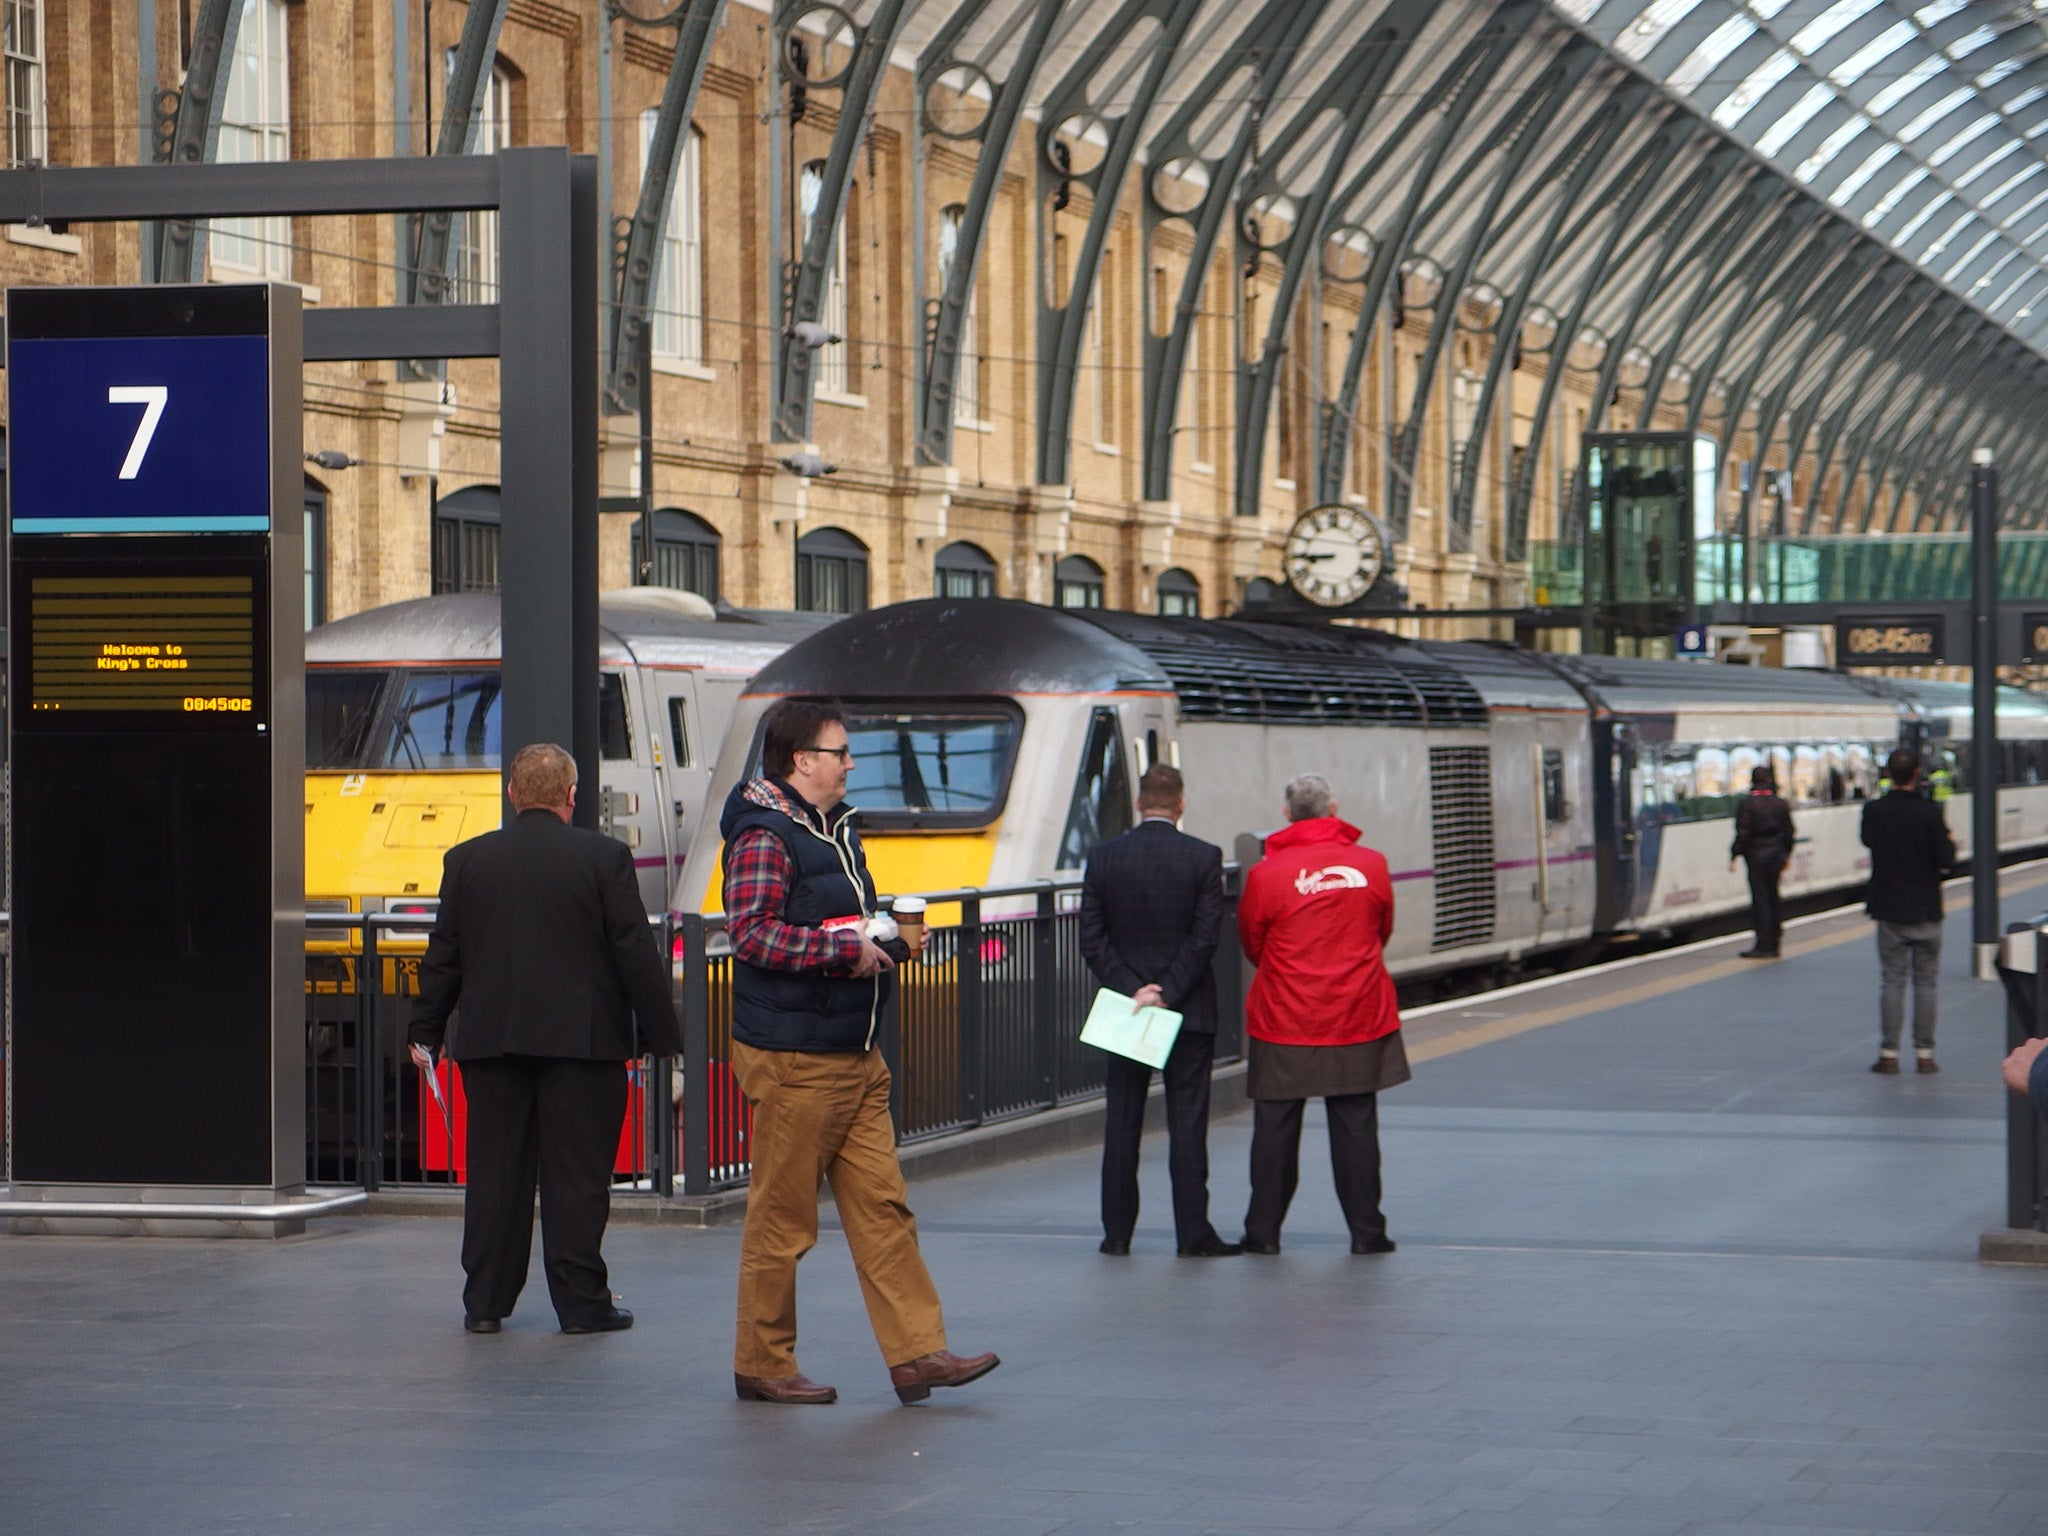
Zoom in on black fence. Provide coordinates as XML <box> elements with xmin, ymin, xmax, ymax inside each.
<box><xmin>1</xmin><ymin>875</ymin><xmax>1246</xmax><ymax>1195</ymax></box>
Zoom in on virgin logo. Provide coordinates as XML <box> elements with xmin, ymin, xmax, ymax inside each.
<box><xmin>1294</xmin><ymin>865</ymin><xmax>1369</xmax><ymax>897</ymax></box>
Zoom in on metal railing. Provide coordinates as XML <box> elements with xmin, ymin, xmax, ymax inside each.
<box><xmin>2</xmin><ymin>875</ymin><xmax>1245</xmax><ymax>1198</ymax></box>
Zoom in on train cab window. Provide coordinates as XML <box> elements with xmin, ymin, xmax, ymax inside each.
<box><xmin>306</xmin><ymin>671</ymin><xmax>386</xmax><ymax>768</ymax></box>
<box><xmin>1541</xmin><ymin>747</ymin><xmax>1567</xmax><ymax>823</ymax></box>
<box><xmin>387</xmin><ymin>671</ymin><xmax>502</xmax><ymax>769</ymax></box>
<box><xmin>668</xmin><ymin>697</ymin><xmax>691</xmax><ymax>768</ymax></box>
<box><xmin>599</xmin><ymin>674</ymin><xmax>632</xmax><ymax>761</ymax></box>
<box><xmin>1058</xmin><ymin>707</ymin><xmax>1133</xmax><ymax>869</ymax></box>
<box><xmin>840</xmin><ymin>709</ymin><xmax>1021</xmax><ymax>827</ymax></box>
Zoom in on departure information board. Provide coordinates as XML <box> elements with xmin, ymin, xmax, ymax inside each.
<box><xmin>29</xmin><ymin>572</ymin><xmax>257</xmax><ymax>713</ymax></box>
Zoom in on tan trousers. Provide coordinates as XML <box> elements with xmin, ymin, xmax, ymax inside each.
<box><xmin>731</xmin><ymin>1041</ymin><xmax>947</xmax><ymax>1378</ymax></box>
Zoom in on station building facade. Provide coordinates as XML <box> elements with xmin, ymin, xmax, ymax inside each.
<box><xmin>4</xmin><ymin>1</ymin><xmax>1864</xmax><ymax>635</ymax></box>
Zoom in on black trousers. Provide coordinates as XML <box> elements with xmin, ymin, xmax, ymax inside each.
<box><xmin>459</xmin><ymin>1054</ymin><xmax>627</xmax><ymax>1327</ymax></box>
<box><xmin>1243</xmin><ymin>1093</ymin><xmax>1385</xmax><ymax>1248</ymax></box>
<box><xmin>1100</xmin><ymin>1028</ymin><xmax>1219</xmax><ymax>1248</ymax></box>
<box><xmin>1746</xmin><ymin>857</ymin><xmax>1785</xmax><ymax>953</ymax></box>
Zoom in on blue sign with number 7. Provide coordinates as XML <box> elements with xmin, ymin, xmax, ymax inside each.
<box><xmin>8</xmin><ymin>333</ymin><xmax>271</xmax><ymax>534</ymax></box>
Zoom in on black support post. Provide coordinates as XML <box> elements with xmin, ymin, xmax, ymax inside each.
<box><xmin>1974</xmin><ymin>449</ymin><xmax>2001</xmax><ymax>980</ymax></box>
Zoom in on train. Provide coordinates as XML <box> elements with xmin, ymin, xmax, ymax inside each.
<box><xmin>673</xmin><ymin>599</ymin><xmax>2048</xmax><ymax>979</ymax></box>
<box><xmin>303</xmin><ymin>587</ymin><xmax>825</xmax><ymax>933</ymax></box>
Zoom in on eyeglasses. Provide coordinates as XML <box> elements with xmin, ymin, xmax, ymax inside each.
<box><xmin>799</xmin><ymin>744</ymin><xmax>852</xmax><ymax>761</ymax></box>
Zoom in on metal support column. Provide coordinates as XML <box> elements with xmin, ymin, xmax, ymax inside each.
<box><xmin>152</xmin><ymin>0</ymin><xmax>247</xmax><ymax>282</ymax></box>
<box><xmin>1974</xmin><ymin>449</ymin><xmax>2001</xmax><ymax>981</ymax></box>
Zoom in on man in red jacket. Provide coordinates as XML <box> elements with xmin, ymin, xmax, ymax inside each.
<box><xmin>1236</xmin><ymin>773</ymin><xmax>1410</xmax><ymax>1256</ymax></box>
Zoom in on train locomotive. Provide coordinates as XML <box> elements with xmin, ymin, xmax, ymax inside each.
<box><xmin>676</xmin><ymin>599</ymin><xmax>2048</xmax><ymax>978</ymax></box>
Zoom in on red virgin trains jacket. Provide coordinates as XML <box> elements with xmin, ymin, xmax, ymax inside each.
<box><xmin>1237</xmin><ymin>816</ymin><xmax>1400</xmax><ymax>1048</ymax></box>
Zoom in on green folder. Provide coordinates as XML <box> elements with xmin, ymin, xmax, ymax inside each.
<box><xmin>1079</xmin><ymin>988</ymin><xmax>1183</xmax><ymax>1070</ymax></box>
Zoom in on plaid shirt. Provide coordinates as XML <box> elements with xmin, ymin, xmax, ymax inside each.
<box><xmin>724</xmin><ymin>825</ymin><xmax>865</xmax><ymax>974</ymax></box>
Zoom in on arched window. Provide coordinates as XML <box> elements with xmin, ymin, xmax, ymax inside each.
<box><xmin>1242</xmin><ymin>576</ymin><xmax>1281</xmax><ymax>609</ymax></box>
<box><xmin>304</xmin><ymin>475</ymin><xmax>328</xmax><ymax>627</ymax></box>
<box><xmin>934</xmin><ymin>540</ymin><xmax>997</xmax><ymax>599</ymax></box>
<box><xmin>640</xmin><ymin>115</ymin><xmax>704</xmax><ymax>365</ymax></box>
<box><xmin>1156</xmin><ymin>567</ymin><xmax>1200</xmax><ymax>618</ymax></box>
<box><xmin>433</xmin><ymin>484</ymin><xmax>501</xmax><ymax>594</ymax></box>
<box><xmin>648</xmin><ymin>508</ymin><xmax>720</xmax><ymax>601</ymax></box>
<box><xmin>450</xmin><ymin>60</ymin><xmax>515</xmax><ymax>303</ymax></box>
<box><xmin>214</xmin><ymin>0</ymin><xmax>292</xmax><ymax>277</ymax></box>
<box><xmin>797</xmin><ymin>527</ymin><xmax>868</xmax><ymax>614</ymax></box>
<box><xmin>1055</xmin><ymin>555</ymin><xmax>1105</xmax><ymax>610</ymax></box>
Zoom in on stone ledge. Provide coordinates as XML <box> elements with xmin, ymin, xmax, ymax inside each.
<box><xmin>1980</xmin><ymin>1227</ymin><xmax>2048</xmax><ymax>1264</ymax></box>
<box><xmin>353</xmin><ymin>1060</ymin><xmax>1251</xmax><ymax>1230</ymax></box>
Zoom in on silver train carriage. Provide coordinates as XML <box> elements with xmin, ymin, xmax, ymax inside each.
<box><xmin>303</xmin><ymin>587</ymin><xmax>824</xmax><ymax>924</ymax></box>
<box><xmin>675</xmin><ymin>599</ymin><xmax>2048</xmax><ymax>980</ymax></box>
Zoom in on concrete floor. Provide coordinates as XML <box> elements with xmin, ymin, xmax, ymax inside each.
<box><xmin>6</xmin><ymin>887</ymin><xmax>2048</xmax><ymax>1535</ymax></box>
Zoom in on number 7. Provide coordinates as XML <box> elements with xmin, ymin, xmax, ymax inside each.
<box><xmin>108</xmin><ymin>385</ymin><xmax>169</xmax><ymax>480</ymax></box>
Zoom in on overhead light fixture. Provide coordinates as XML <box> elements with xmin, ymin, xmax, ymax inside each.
<box><xmin>786</xmin><ymin>320</ymin><xmax>842</xmax><ymax>349</ymax></box>
<box><xmin>779</xmin><ymin>451</ymin><xmax>837</xmax><ymax>478</ymax></box>
<box><xmin>305</xmin><ymin>450</ymin><xmax>360</xmax><ymax>471</ymax></box>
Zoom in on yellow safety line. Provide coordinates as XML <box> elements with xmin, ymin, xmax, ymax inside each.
<box><xmin>1406</xmin><ymin>867</ymin><xmax>2048</xmax><ymax>1065</ymax></box>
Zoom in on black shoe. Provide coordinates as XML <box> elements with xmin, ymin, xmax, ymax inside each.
<box><xmin>1351</xmin><ymin>1236</ymin><xmax>1397</xmax><ymax>1255</ymax></box>
<box><xmin>1239</xmin><ymin>1236</ymin><xmax>1281</xmax><ymax>1255</ymax></box>
<box><xmin>561</xmin><ymin>1306</ymin><xmax>633</xmax><ymax>1335</ymax></box>
<box><xmin>1098</xmin><ymin>1237</ymin><xmax>1130</xmax><ymax>1256</ymax></box>
<box><xmin>1738</xmin><ymin>948</ymin><xmax>1778</xmax><ymax>959</ymax></box>
<box><xmin>464</xmin><ymin>1315</ymin><xmax>501</xmax><ymax>1334</ymax></box>
<box><xmin>1176</xmin><ymin>1235</ymin><xmax>1243</xmax><ymax>1257</ymax></box>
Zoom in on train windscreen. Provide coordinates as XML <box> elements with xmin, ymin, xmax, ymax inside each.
<box><xmin>306</xmin><ymin>670</ymin><xmax>389</xmax><ymax>767</ymax></box>
<box><xmin>839</xmin><ymin>708</ymin><xmax>1021</xmax><ymax>828</ymax></box>
<box><xmin>306</xmin><ymin>668</ymin><xmax>633</xmax><ymax>769</ymax></box>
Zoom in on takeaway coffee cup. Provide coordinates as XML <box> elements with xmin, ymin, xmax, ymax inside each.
<box><xmin>892</xmin><ymin>896</ymin><xmax>927</xmax><ymax>957</ymax></box>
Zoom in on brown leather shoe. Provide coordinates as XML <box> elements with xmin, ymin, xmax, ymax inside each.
<box><xmin>888</xmin><ymin>1348</ymin><xmax>1000</xmax><ymax>1404</ymax></box>
<box><xmin>1917</xmin><ymin>1055</ymin><xmax>1939</xmax><ymax>1074</ymax></box>
<box><xmin>1871</xmin><ymin>1055</ymin><xmax>1900</xmax><ymax>1075</ymax></box>
<box><xmin>734</xmin><ymin>1372</ymin><xmax>837</xmax><ymax>1405</ymax></box>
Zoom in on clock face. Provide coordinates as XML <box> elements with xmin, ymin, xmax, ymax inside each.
<box><xmin>1284</xmin><ymin>504</ymin><xmax>1386</xmax><ymax>607</ymax></box>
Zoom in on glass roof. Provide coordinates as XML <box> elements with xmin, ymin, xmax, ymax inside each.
<box><xmin>1571</xmin><ymin>0</ymin><xmax>2048</xmax><ymax>338</ymax></box>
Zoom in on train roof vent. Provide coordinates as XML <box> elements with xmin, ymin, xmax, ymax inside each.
<box><xmin>1076</xmin><ymin>614</ymin><xmax>1488</xmax><ymax>728</ymax></box>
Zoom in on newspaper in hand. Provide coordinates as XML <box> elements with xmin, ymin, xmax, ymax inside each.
<box><xmin>1079</xmin><ymin>988</ymin><xmax>1183</xmax><ymax>1070</ymax></box>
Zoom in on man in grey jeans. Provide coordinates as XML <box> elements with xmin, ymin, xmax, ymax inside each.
<box><xmin>1860</xmin><ymin>748</ymin><xmax>1957</xmax><ymax>1075</ymax></box>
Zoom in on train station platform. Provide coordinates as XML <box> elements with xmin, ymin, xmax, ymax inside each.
<box><xmin>7</xmin><ymin>867</ymin><xmax>2048</xmax><ymax>1536</ymax></box>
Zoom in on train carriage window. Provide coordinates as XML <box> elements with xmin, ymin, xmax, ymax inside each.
<box><xmin>1057</xmin><ymin>707</ymin><xmax>1133</xmax><ymax>868</ymax></box>
<box><xmin>1820</xmin><ymin>743</ymin><xmax>1848</xmax><ymax>804</ymax></box>
<box><xmin>1728</xmin><ymin>744</ymin><xmax>1762</xmax><ymax>795</ymax></box>
<box><xmin>1792</xmin><ymin>744</ymin><xmax>1822</xmax><ymax>808</ymax></box>
<box><xmin>841</xmin><ymin>709</ymin><xmax>1020</xmax><ymax>824</ymax></box>
<box><xmin>1695</xmin><ymin>745</ymin><xmax>1730</xmax><ymax>816</ymax></box>
<box><xmin>668</xmin><ymin>697</ymin><xmax>691</xmax><ymax>768</ymax></box>
<box><xmin>1657</xmin><ymin>747</ymin><xmax>1696</xmax><ymax>822</ymax></box>
<box><xmin>1769</xmin><ymin>746</ymin><xmax>1793</xmax><ymax>798</ymax></box>
<box><xmin>599</xmin><ymin>674</ymin><xmax>632</xmax><ymax>761</ymax></box>
<box><xmin>306</xmin><ymin>670</ymin><xmax>387</xmax><ymax>769</ymax></box>
<box><xmin>1846</xmin><ymin>741</ymin><xmax>1876</xmax><ymax>798</ymax></box>
<box><xmin>1541</xmin><ymin>747</ymin><xmax>1567</xmax><ymax>823</ymax></box>
<box><xmin>386</xmin><ymin>671</ymin><xmax>502</xmax><ymax>769</ymax></box>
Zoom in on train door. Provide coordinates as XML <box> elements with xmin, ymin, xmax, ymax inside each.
<box><xmin>1126</xmin><ymin>700</ymin><xmax>1170</xmax><ymax>785</ymax></box>
<box><xmin>1591</xmin><ymin>718</ymin><xmax>1639</xmax><ymax>932</ymax></box>
<box><xmin>1527</xmin><ymin>731</ymin><xmax>1578</xmax><ymax>947</ymax></box>
<box><xmin>646</xmin><ymin>673</ymin><xmax>718</xmax><ymax>901</ymax></box>
<box><xmin>598</xmin><ymin>671</ymin><xmax>665</xmax><ymax>912</ymax></box>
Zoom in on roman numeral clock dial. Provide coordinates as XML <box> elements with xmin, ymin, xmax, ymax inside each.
<box><xmin>1283</xmin><ymin>504</ymin><xmax>1387</xmax><ymax>607</ymax></box>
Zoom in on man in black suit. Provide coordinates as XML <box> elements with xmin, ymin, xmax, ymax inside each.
<box><xmin>1861</xmin><ymin>747</ymin><xmax>1956</xmax><ymax>1076</ymax></box>
<box><xmin>1079</xmin><ymin>764</ymin><xmax>1238</xmax><ymax>1258</ymax></box>
<box><xmin>409</xmin><ymin>743</ymin><xmax>681</xmax><ymax>1335</ymax></box>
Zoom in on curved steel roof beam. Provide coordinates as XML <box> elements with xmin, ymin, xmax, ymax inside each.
<box><xmin>1831</xmin><ymin>306</ymin><xmax>1982</xmax><ymax>532</ymax></box>
<box><xmin>407</xmin><ymin>0</ymin><xmax>512</xmax><ymax>309</ymax></box>
<box><xmin>153</xmin><ymin>0</ymin><xmax>248</xmax><ymax>282</ymax></box>
<box><xmin>1794</xmin><ymin>281</ymin><xmax>1945</xmax><ymax>532</ymax></box>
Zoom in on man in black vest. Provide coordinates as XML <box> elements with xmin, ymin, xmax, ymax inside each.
<box><xmin>1862</xmin><ymin>747</ymin><xmax>1956</xmax><ymax>1074</ymax></box>
<box><xmin>720</xmin><ymin>699</ymin><xmax>997</xmax><ymax>1406</ymax></box>
<box><xmin>1079</xmin><ymin>763</ymin><xmax>1237</xmax><ymax>1257</ymax></box>
<box><xmin>409</xmin><ymin>743</ymin><xmax>680</xmax><ymax>1335</ymax></box>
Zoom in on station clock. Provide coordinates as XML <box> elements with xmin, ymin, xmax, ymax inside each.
<box><xmin>1283</xmin><ymin>503</ymin><xmax>1388</xmax><ymax>607</ymax></box>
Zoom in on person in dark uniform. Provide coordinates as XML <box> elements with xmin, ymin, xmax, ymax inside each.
<box><xmin>1728</xmin><ymin>765</ymin><xmax>1795</xmax><ymax>958</ymax></box>
<box><xmin>409</xmin><ymin>742</ymin><xmax>681</xmax><ymax>1336</ymax></box>
<box><xmin>1862</xmin><ymin>748</ymin><xmax>1956</xmax><ymax>1075</ymax></box>
<box><xmin>1079</xmin><ymin>763</ymin><xmax>1235</xmax><ymax>1258</ymax></box>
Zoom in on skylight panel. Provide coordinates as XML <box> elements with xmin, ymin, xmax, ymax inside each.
<box><xmin>1926</xmin><ymin>112</ymin><xmax>1998</xmax><ymax>165</ymax></box>
<box><xmin>1758</xmin><ymin>84</ymin><xmax>1835</xmax><ymax>154</ymax></box>
<box><xmin>1976</xmin><ymin>58</ymin><xmax>2022</xmax><ymax>89</ymax></box>
<box><xmin>1919</xmin><ymin>208</ymin><xmax>1973</xmax><ymax>259</ymax></box>
<box><xmin>1553</xmin><ymin>0</ymin><xmax>1606</xmax><ymax>21</ymax></box>
<box><xmin>1830</xmin><ymin>140</ymin><xmax>1900</xmax><ymax>203</ymax></box>
<box><xmin>1867</xmin><ymin>55</ymin><xmax>1945</xmax><ymax>116</ymax></box>
<box><xmin>1942</xmin><ymin>228</ymin><xmax>2000</xmax><ymax>281</ymax></box>
<box><xmin>1750</xmin><ymin>0</ymin><xmax>1795</xmax><ymax>18</ymax></box>
<box><xmin>1714</xmin><ymin>50</ymin><xmax>1800</xmax><ymax>127</ymax></box>
<box><xmin>2006</xmin><ymin>86</ymin><xmax>2048</xmax><ymax>115</ymax></box>
<box><xmin>1912</xmin><ymin>0</ymin><xmax>1967</xmax><ymax>24</ymax></box>
<box><xmin>1944</xmin><ymin>24</ymin><xmax>1997</xmax><ymax>60</ymax></box>
<box><xmin>1798</xmin><ymin>116</ymin><xmax>1867</xmax><ymax>180</ymax></box>
<box><xmin>1894</xmin><ymin>189</ymin><xmax>1954</xmax><ymax>244</ymax></box>
<box><xmin>1618</xmin><ymin>0</ymin><xmax>1706</xmax><ymax>61</ymax></box>
<box><xmin>1995</xmin><ymin>175</ymin><xmax>2048</xmax><ymax>226</ymax></box>
<box><xmin>1671</xmin><ymin>14</ymin><xmax>1758</xmax><ymax>93</ymax></box>
<box><xmin>1952</xmin><ymin>138</ymin><xmax>2021</xmax><ymax>189</ymax></box>
<box><xmin>1864</xmin><ymin>165</ymin><xmax>1928</xmax><ymax>224</ymax></box>
<box><xmin>1897</xmin><ymin>86</ymin><xmax>1973</xmax><ymax>142</ymax></box>
<box><xmin>1790</xmin><ymin>0</ymin><xmax>1882</xmax><ymax>55</ymax></box>
<box><xmin>1830</xmin><ymin>21</ymin><xmax>1915</xmax><ymax>87</ymax></box>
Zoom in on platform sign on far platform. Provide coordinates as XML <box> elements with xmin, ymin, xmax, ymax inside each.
<box><xmin>1675</xmin><ymin>623</ymin><xmax>1709</xmax><ymax>658</ymax></box>
<box><xmin>4</xmin><ymin>285</ymin><xmax>305</xmax><ymax>1214</ymax></box>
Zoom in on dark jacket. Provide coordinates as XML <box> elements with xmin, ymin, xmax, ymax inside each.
<box><xmin>1078</xmin><ymin>818</ymin><xmax>1225</xmax><ymax>1034</ymax></box>
<box><xmin>1861</xmin><ymin>788</ymin><xmax>1956</xmax><ymax>925</ymax></box>
<box><xmin>719</xmin><ymin>777</ymin><xmax>890</xmax><ymax>1053</ymax></box>
<box><xmin>1729</xmin><ymin>791</ymin><xmax>1795</xmax><ymax>867</ymax></box>
<box><xmin>408</xmin><ymin>809</ymin><xmax>682</xmax><ymax>1061</ymax></box>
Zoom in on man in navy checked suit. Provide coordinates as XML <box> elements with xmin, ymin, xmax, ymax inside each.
<box><xmin>1079</xmin><ymin>764</ymin><xmax>1239</xmax><ymax>1257</ymax></box>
